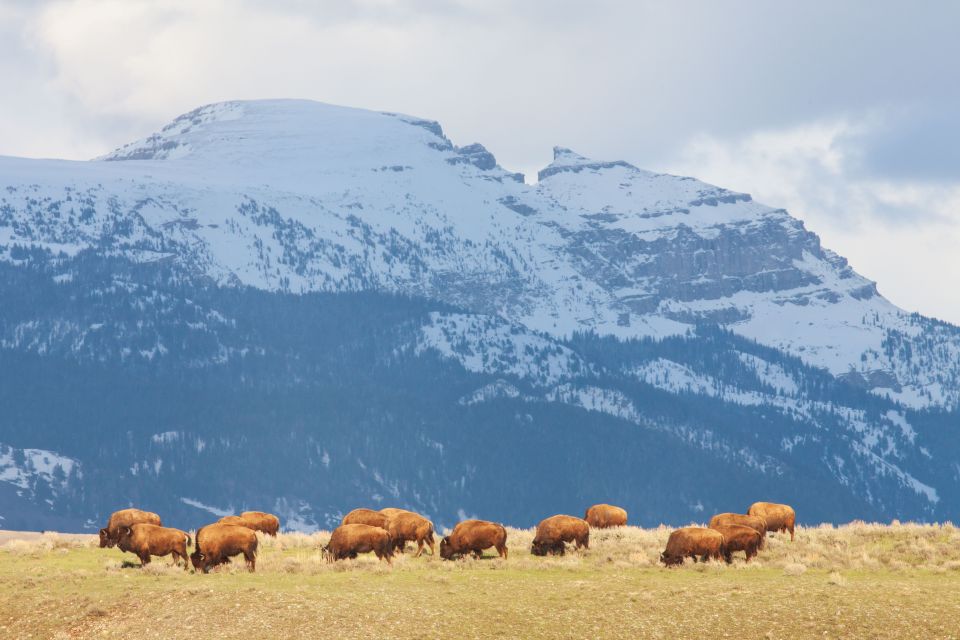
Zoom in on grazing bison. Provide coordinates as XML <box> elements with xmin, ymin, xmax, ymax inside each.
<box><xmin>99</xmin><ymin>508</ymin><xmax>162</xmax><ymax>548</ymax></box>
<box><xmin>239</xmin><ymin>511</ymin><xmax>280</xmax><ymax>536</ymax></box>
<box><xmin>660</xmin><ymin>527</ymin><xmax>724</xmax><ymax>566</ymax></box>
<box><xmin>531</xmin><ymin>515</ymin><xmax>590</xmax><ymax>556</ymax></box>
<box><xmin>748</xmin><ymin>502</ymin><xmax>796</xmax><ymax>541</ymax></box>
<box><xmin>709</xmin><ymin>513</ymin><xmax>768</xmax><ymax>549</ymax></box>
<box><xmin>386</xmin><ymin>512</ymin><xmax>436</xmax><ymax>557</ymax></box>
<box><xmin>190</xmin><ymin>523</ymin><xmax>258</xmax><ymax>573</ymax></box>
<box><xmin>217</xmin><ymin>512</ymin><xmax>280</xmax><ymax>537</ymax></box>
<box><xmin>713</xmin><ymin>524</ymin><xmax>762</xmax><ymax>563</ymax></box>
<box><xmin>342</xmin><ymin>508</ymin><xmax>390</xmax><ymax>529</ymax></box>
<box><xmin>584</xmin><ymin>504</ymin><xmax>628</xmax><ymax>529</ymax></box>
<box><xmin>116</xmin><ymin>523</ymin><xmax>191</xmax><ymax>570</ymax></box>
<box><xmin>323</xmin><ymin>524</ymin><xmax>393</xmax><ymax>563</ymax></box>
<box><xmin>439</xmin><ymin>520</ymin><xmax>508</xmax><ymax>560</ymax></box>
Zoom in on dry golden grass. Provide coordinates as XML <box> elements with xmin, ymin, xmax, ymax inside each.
<box><xmin>2</xmin><ymin>522</ymin><xmax>960</xmax><ymax>639</ymax></box>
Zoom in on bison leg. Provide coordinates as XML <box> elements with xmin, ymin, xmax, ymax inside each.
<box><xmin>139</xmin><ymin>552</ymin><xmax>151</xmax><ymax>567</ymax></box>
<box><xmin>496</xmin><ymin>543</ymin><xmax>508</xmax><ymax>560</ymax></box>
<box><xmin>789</xmin><ymin>525</ymin><xmax>795</xmax><ymax>542</ymax></box>
<box><xmin>472</xmin><ymin>549</ymin><xmax>483</xmax><ymax>559</ymax></box>
<box><xmin>244</xmin><ymin>550</ymin><xmax>256</xmax><ymax>572</ymax></box>
<box><xmin>415</xmin><ymin>540</ymin><xmax>424</xmax><ymax>558</ymax></box>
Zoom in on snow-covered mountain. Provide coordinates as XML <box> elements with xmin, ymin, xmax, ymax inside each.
<box><xmin>1</xmin><ymin>100</ymin><xmax>958</xmax><ymax>531</ymax></box>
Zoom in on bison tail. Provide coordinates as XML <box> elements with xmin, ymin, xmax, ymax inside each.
<box><xmin>185</xmin><ymin>534</ymin><xmax>192</xmax><ymax>548</ymax></box>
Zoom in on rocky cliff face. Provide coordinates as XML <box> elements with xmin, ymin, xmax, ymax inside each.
<box><xmin>0</xmin><ymin>100</ymin><xmax>958</xmax><ymax>531</ymax></box>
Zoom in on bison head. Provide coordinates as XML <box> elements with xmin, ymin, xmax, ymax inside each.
<box><xmin>660</xmin><ymin>551</ymin><xmax>681</xmax><ymax>567</ymax></box>
<box><xmin>98</xmin><ymin>528</ymin><xmax>114</xmax><ymax>548</ymax></box>
<box><xmin>439</xmin><ymin>537</ymin><xmax>455</xmax><ymax>560</ymax></box>
<box><xmin>190</xmin><ymin>550</ymin><xmax>204</xmax><ymax>571</ymax></box>
<box><xmin>116</xmin><ymin>526</ymin><xmax>134</xmax><ymax>548</ymax></box>
<box><xmin>530</xmin><ymin>540</ymin><xmax>548</xmax><ymax>557</ymax></box>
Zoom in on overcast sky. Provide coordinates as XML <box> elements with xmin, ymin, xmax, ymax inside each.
<box><xmin>3</xmin><ymin>0</ymin><xmax>959</xmax><ymax>323</ymax></box>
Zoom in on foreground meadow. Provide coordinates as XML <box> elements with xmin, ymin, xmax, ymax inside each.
<box><xmin>2</xmin><ymin>522</ymin><xmax>960</xmax><ymax>639</ymax></box>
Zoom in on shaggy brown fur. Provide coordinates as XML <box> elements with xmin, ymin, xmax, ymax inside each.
<box><xmin>190</xmin><ymin>523</ymin><xmax>258</xmax><ymax>573</ymax></box>
<box><xmin>216</xmin><ymin>512</ymin><xmax>280</xmax><ymax>537</ymax></box>
<box><xmin>323</xmin><ymin>524</ymin><xmax>393</xmax><ymax>563</ymax></box>
<box><xmin>712</xmin><ymin>524</ymin><xmax>762</xmax><ymax>563</ymax></box>
<box><xmin>379</xmin><ymin>507</ymin><xmax>414</xmax><ymax>519</ymax></box>
<box><xmin>748</xmin><ymin>502</ymin><xmax>796</xmax><ymax>541</ymax></box>
<box><xmin>239</xmin><ymin>511</ymin><xmax>280</xmax><ymax>536</ymax></box>
<box><xmin>99</xmin><ymin>508</ymin><xmax>162</xmax><ymax>548</ymax></box>
<box><xmin>386</xmin><ymin>512</ymin><xmax>436</xmax><ymax>557</ymax></box>
<box><xmin>584</xmin><ymin>504</ymin><xmax>628</xmax><ymax>528</ymax></box>
<box><xmin>439</xmin><ymin>520</ymin><xmax>508</xmax><ymax>560</ymax></box>
<box><xmin>342</xmin><ymin>508</ymin><xmax>390</xmax><ymax>529</ymax></box>
<box><xmin>116</xmin><ymin>523</ymin><xmax>190</xmax><ymax>569</ymax></box>
<box><xmin>531</xmin><ymin>515</ymin><xmax>590</xmax><ymax>556</ymax></box>
<box><xmin>660</xmin><ymin>527</ymin><xmax>724</xmax><ymax>566</ymax></box>
<box><xmin>709</xmin><ymin>513</ymin><xmax>768</xmax><ymax>548</ymax></box>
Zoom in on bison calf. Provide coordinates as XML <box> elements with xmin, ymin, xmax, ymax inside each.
<box><xmin>584</xmin><ymin>504</ymin><xmax>628</xmax><ymax>529</ymax></box>
<box><xmin>323</xmin><ymin>524</ymin><xmax>393</xmax><ymax>563</ymax></box>
<box><xmin>116</xmin><ymin>523</ymin><xmax>190</xmax><ymax>570</ymax></box>
<box><xmin>191</xmin><ymin>523</ymin><xmax>259</xmax><ymax>573</ymax></box>
<box><xmin>660</xmin><ymin>527</ymin><xmax>724</xmax><ymax>566</ymax></box>
<box><xmin>713</xmin><ymin>524</ymin><xmax>762</xmax><ymax>563</ymax></box>
<box><xmin>440</xmin><ymin>520</ymin><xmax>508</xmax><ymax>560</ymax></box>
<box><xmin>748</xmin><ymin>502</ymin><xmax>796</xmax><ymax>541</ymax></box>
<box><xmin>531</xmin><ymin>515</ymin><xmax>589</xmax><ymax>556</ymax></box>
<box><xmin>99</xmin><ymin>508</ymin><xmax>162</xmax><ymax>548</ymax></box>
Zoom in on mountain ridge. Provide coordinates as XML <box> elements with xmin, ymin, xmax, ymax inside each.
<box><xmin>0</xmin><ymin>99</ymin><xmax>958</xmax><ymax>531</ymax></box>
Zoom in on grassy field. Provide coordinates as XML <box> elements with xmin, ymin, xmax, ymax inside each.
<box><xmin>2</xmin><ymin>522</ymin><xmax>960</xmax><ymax>639</ymax></box>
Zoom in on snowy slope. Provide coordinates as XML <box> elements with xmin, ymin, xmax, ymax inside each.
<box><xmin>1</xmin><ymin>98</ymin><xmax>958</xmax><ymax>413</ymax></box>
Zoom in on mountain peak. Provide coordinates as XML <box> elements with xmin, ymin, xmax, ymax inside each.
<box><xmin>552</xmin><ymin>146</ymin><xmax>590</xmax><ymax>162</ymax></box>
<box><xmin>538</xmin><ymin>146</ymin><xmax>638</xmax><ymax>181</ymax></box>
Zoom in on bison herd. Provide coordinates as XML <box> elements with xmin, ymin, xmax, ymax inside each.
<box><xmin>96</xmin><ymin>501</ymin><xmax>797</xmax><ymax>572</ymax></box>
<box><xmin>661</xmin><ymin>502</ymin><xmax>797</xmax><ymax>565</ymax></box>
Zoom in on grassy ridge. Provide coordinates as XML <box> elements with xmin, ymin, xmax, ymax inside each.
<box><xmin>2</xmin><ymin>523</ymin><xmax>960</xmax><ymax>639</ymax></box>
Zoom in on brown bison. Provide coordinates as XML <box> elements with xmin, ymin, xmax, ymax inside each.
<box><xmin>342</xmin><ymin>508</ymin><xmax>390</xmax><ymax>529</ymax></box>
<box><xmin>323</xmin><ymin>524</ymin><xmax>393</xmax><ymax>563</ymax></box>
<box><xmin>709</xmin><ymin>513</ymin><xmax>768</xmax><ymax>548</ymax></box>
<box><xmin>531</xmin><ymin>515</ymin><xmax>590</xmax><ymax>556</ymax></box>
<box><xmin>116</xmin><ymin>523</ymin><xmax>191</xmax><ymax>570</ymax></box>
<box><xmin>99</xmin><ymin>508</ymin><xmax>162</xmax><ymax>548</ymax></box>
<box><xmin>713</xmin><ymin>524</ymin><xmax>762</xmax><ymax>563</ymax></box>
<box><xmin>584</xmin><ymin>504</ymin><xmax>628</xmax><ymax>528</ymax></box>
<box><xmin>190</xmin><ymin>523</ymin><xmax>259</xmax><ymax>573</ymax></box>
<box><xmin>439</xmin><ymin>520</ymin><xmax>508</xmax><ymax>560</ymax></box>
<box><xmin>748</xmin><ymin>502</ymin><xmax>796</xmax><ymax>541</ymax></box>
<box><xmin>217</xmin><ymin>511</ymin><xmax>280</xmax><ymax>536</ymax></box>
<box><xmin>386</xmin><ymin>512</ymin><xmax>436</xmax><ymax>557</ymax></box>
<box><xmin>660</xmin><ymin>527</ymin><xmax>724</xmax><ymax>566</ymax></box>
<box><xmin>240</xmin><ymin>511</ymin><xmax>280</xmax><ymax>536</ymax></box>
